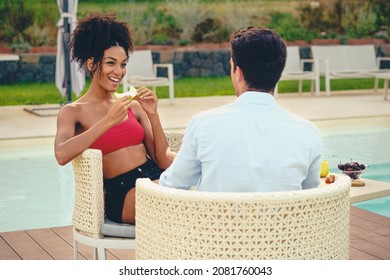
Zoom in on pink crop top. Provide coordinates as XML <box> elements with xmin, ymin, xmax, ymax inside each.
<box><xmin>89</xmin><ymin>109</ymin><xmax>144</xmax><ymax>155</ymax></box>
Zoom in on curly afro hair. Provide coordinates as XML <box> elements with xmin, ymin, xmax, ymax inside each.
<box><xmin>69</xmin><ymin>13</ymin><xmax>134</xmax><ymax>79</ymax></box>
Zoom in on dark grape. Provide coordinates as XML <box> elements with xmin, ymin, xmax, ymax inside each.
<box><xmin>337</xmin><ymin>160</ymin><xmax>366</xmax><ymax>180</ymax></box>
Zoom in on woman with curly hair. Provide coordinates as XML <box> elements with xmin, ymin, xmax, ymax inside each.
<box><xmin>54</xmin><ymin>13</ymin><xmax>173</xmax><ymax>224</ymax></box>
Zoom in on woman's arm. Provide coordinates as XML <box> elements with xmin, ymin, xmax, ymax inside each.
<box><xmin>133</xmin><ymin>86</ymin><xmax>173</xmax><ymax>169</ymax></box>
<box><xmin>54</xmin><ymin>97</ymin><xmax>133</xmax><ymax>166</ymax></box>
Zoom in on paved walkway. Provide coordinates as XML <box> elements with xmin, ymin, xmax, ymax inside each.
<box><xmin>0</xmin><ymin>89</ymin><xmax>389</xmax><ymax>139</ymax></box>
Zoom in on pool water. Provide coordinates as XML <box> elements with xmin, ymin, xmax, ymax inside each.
<box><xmin>0</xmin><ymin>119</ymin><xmax>390</xmax><ymax>232</ymax></box>
<box><xmin>353</xmin><ymin>196</ymin><xmax>390</xmax><ymax>218</ymax></box>
<box><xmin>0</xmin><ymin>138</ymin><xmax>74</xmax><ymax>232</ymax></box>
<box><xmin>321</xmin><ymin>131</ymin><xmax>390</xmax><ymax>183</ymax></box>
<box><xmin>317</xmin><ymin>117</ymin><xmax>390</xmax><ymax>183</ymax></box>
<box><xmin>316</xmin><ymin>118</ymin><xmax>390</xmax><ymax>218</ymax></box>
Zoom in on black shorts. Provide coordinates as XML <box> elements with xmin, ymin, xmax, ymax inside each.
<box><xmin>103</xmin><ymin>158</ymin><xmax>163</xmax><ymax>223</ymax></box>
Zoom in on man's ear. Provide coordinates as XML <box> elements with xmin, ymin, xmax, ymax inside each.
<box><xmin>235</xmin><ymin>66</ymin><xmax>244</xmax><ymax>83</ymax></box>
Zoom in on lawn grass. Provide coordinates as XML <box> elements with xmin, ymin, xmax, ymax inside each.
<box><xmin>0</xmin><ymin>77</ymin><xmax>381</xmax><ymax>106</ymax></box>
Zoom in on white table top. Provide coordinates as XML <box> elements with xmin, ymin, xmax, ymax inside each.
<box><xmin>0</xmin><ymin>54</ymin><xmax>19</xmax><ymax>61</ymax></box>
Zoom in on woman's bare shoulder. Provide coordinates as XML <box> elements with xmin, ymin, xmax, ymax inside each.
<box><xmin>57</xmin><ymin>100</ymin><xmax>90</xmax><ymax>121</ymax></box>
<box><xmin>58</xmin><ymin>102</ymin><xmax>80</xmax><ymax>116</ymax></box>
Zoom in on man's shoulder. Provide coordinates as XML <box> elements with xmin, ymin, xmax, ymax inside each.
<box><xmin>290</xmin><ymin>112</ymin><xmax>321</xmax><ymax>137</ymax></box>
<box><xmin>186</xmin><ymin>103</ymin><xmax>236</xmax><ymax>132</ymax></box>
<box><xmin>278</xmin><ymin>107</ymin><xmax>319</xmax><ymax>132</ymax></box>
<box><xmin>193</xmin><ymin>102</ymin><xmax>236</xmax><ymax>120</ymax></box>
<box><xmin>289</xmin><ymin>111</ymin><xmax>313</xmax><ymax>125</ymax></box>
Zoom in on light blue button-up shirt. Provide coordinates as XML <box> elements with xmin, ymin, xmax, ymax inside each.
<box><xmin>160</xmin><ymin>91</ymin><xmax>322</xmax><ymax>192</ymax></box>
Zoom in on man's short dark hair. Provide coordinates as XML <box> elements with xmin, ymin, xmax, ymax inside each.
<box><xmin>230</xmin><ymin>26</ymin><xmax>287</xmax><ymax>93</ymax></box>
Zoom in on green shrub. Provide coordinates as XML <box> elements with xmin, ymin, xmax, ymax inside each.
<box><xmin>148</xmin><ymin>33</ymin><xmax>172</xmax><ymax>45</ymax></box>
<box><xmin>298</xmin><ymin>0</ymin><xmax>382</xmax><ymax>40</ymax></box>
<box><xmin>0</xmin><ymin>0</ymin><xmax>34</xmax><ymax>45</ymax></box>
<box><xmin>1</xmin><ymin>0</ymin><xmax>388</xmax><ymax>49</ymax></box>
<box><xmin>179</xmin><ymin>39</ymin><xmax>190</xmax><ymax>46</ymax></box>
<box><xmin>369</xmin><ymin>0</ymin><xmax>390</xmax><ymax>30</ymax></box>
<box><xmin>165</xmin><ymin>0</ymin><xmax>210</xmax><ymax>42</ymax></box>
<box><xmin>192</xmin><ymin>18</ymin><xmax>224</xmax><ymax>43</ymax></box>
<box><xmin>267</xmin><ymin>12</ymin><xmax>313</xmax><ymax>42</ymax></box>
<box><xmin>351</xmin><ymin>10</ymin><xmax>377</xmax><ymax>38</ymax></box>
<box><xmin>342</xmin><ymin>3</ymin><xmax>377</xmax><ymax>38</ymax></box>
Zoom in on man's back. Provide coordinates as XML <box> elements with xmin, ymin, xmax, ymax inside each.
<box><xmin>160</xmin><ymin>92</ymin><xmax>322</xmax><ymax>191</ymax></box>
<box><xmin>159</xmin><ymin>26</ymin><xmax>322</xmax><ymax>192</ymax></box>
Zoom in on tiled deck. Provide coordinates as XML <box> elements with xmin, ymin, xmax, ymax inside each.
<box><xmin>1</xmin><ymin>206</ymin><xmax>389</xmax><ymax>260</ymax></box>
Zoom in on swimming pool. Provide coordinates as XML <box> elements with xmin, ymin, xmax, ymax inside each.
<box><xmin>353</xmin><ymin>196</ymin><xmax>390</xmax><ymax>218</ymax></box>
<box><xmin>0</xmin><ymin>138</ymin><xmax>74</xmax><ymax>232</ymax></box>
<box><xmin>0</xmin><ymin>118</ymin><xmax>389</xmax><ymax>232</ymax></box>
<box><xmin>317</xmin><ymin>117</ymin><xmax>390</xmax><ymax>183</ymax></box>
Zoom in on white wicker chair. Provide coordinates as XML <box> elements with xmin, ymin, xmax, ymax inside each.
<box><xmin>135</xmin><ymin>174</ymin><xmax>351</xmax><ymax>260</ymax></box>
<box><xmin>71</xmin><ymin>132</ymin><xmax>183</xmax><ymax>260</ymax></box>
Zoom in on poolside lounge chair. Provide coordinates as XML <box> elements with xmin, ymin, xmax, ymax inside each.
<box><xmin>275</xmin><ymin>46</ymin><xmax>320</xmax><ymax>97</ymax></box>
<box><xmin>122</xmin><ymin>50</ymin><xmax>175</xmax><ymax>105</ymax></box>
<box><xmin>311</xmin><ymin>45</ymin><xmax>390</xmax><ymax>96</ymax></box>
<box><xmin>135</xmin><ymin>174</ymin><xmax>351</xmax><ymax>260</ymax></box>
<box><xmin>71</xmin><ymin>132</ymin><xmax>183</xmax><ymax>260</ymax></box>
<box><xmin>375</xmin><ymin>73</ymin><xmax>390</xmax><ymax>100</ymax></box>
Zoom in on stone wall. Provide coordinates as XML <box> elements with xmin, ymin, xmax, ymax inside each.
<box><xmin>1</xmin><ymin>45</ymin><xmax>390</xmax><ymax>84</ymax></box>
<box><xmin>0</xmin><ymin>54</ymin><xmax>56</xmax><ymax>84</ymax></box>
<box><xmin>170</xmin><ymin>49</ymin><xmax>231</xmax><ymax>77</ymax></box>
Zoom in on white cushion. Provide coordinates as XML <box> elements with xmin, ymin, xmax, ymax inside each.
<box><xmin>100</xmin><ymin>218</ymin><xmax>135</xmax><ymax>238</ymax></box>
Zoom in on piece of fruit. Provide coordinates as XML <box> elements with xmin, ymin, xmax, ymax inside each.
<box><xmin>113</xmin><ymin>85</ymin><xmax>137</xmax><ymax>99</ymax></box>
<box><xmin>337</xmin><ymin>160</ymin><xmax>366</xmax><ymax>180</ymax></box>
<box><xmin>320</xmin><ymin>160</ymin><xmax>330</xmax><ymax>178</ymax></box>
<box><xmin>325</xmin><ymin>174</ymin><xmax>335</xmax><ymax>184</ymax></box>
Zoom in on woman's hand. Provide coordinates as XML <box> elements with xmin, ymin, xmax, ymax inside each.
<box><xmin>135</xmin><ymin>86</ymin><xmax>158</xmax><ymax>115</ymax></box>
<box><xmin>106</xmin><ymin>96</ymin><xmax>133</xmax><ymax>126</ymax></box>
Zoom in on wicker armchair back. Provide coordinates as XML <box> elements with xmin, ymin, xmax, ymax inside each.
<box><xmin>135</xmin><ymin>175</ymin><xmax>351</xmax><ymax>260</ymax></box>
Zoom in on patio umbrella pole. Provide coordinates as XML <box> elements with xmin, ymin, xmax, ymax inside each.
<box><xmin>25</xmin><ymin>0</ymin><xmax>71</xmax><ymax>116</ymax></box>
<box><xmin>63</xmin><ymin>0</ymin><xmax>72</xmax><ymax>103</ymax></box>
<box><xmin>25</xmin><ymin>0</ymin><xmax>83</xmax><ymax>117</ymax></box>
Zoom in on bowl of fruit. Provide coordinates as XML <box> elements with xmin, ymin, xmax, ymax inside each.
<box><xmin>337</xmin><ymin>161</ymin><xmax>366</xmax><ymax>181</ymax></box>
